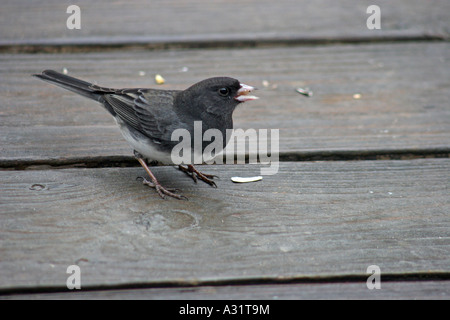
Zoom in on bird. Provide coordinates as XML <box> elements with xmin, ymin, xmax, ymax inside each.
<box><xmin>33</xmin><ymin>70</ymin><xmax>258</xmax><ymax>199</ymax></box>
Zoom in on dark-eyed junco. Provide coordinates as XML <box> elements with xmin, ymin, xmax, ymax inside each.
<box><xmin>34</xmin><ymin>70</ymin><xmax>258</xmax><ymax>199</ymax></box>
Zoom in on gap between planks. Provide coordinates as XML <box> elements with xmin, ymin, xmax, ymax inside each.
<box><xmin>0</xmin><ymin>34</ymin><xmax>447</xmax><ymax>54</ymax></box>
<box><xmin>0</xmin><ymin>271</ymin><xmax>448</xmax><ymax>297</ymax></box>
<box><xmin>1</xmin><ymin>148</ymin><xmax>449</xmax><ymax>170</ymax></box>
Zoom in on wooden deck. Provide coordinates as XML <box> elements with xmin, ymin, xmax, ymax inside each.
<box><xmin>1</xmin><ymin>0</ymin><xmax>449</xmax><ymax>299</ymax></box>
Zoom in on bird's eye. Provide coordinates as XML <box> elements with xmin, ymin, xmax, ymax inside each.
<box><xmin>218</xmin><ymin>87</ymin><xmax>230</xmax><ymax>96</ymax></box>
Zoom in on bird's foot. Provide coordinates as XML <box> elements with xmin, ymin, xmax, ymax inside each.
<box><xmin>137</xmin><ymin>177</ymin><xmax>187</xmax><ymax>200</ymax></box>
<box><xmin>178</xmin><ymin>165</ymin><xmax>218</xmax><ymax>188</ymax></box>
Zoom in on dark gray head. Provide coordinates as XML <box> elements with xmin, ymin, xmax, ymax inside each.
<box><xmin>177</xmin><ymin>77</ymin><xmax>258</xmax><ymax>119</ymax></box>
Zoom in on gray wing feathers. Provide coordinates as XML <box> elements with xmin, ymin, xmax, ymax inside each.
<box><xmin>103</xmin><ymin>94</ymin><xmax>141</xmax><ymax>131</ymax></box>
<box><xmin>104</xmin><ymin>89</ymin><xmax>181</xmax><ymax>142</ymax></box>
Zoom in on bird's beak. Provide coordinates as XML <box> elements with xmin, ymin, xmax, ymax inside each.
<box><xmin>235</xmin><ymin>83</ymin><xmax>259</xmax><ymax>102</ymax></box>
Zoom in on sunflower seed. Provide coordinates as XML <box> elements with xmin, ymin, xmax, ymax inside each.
<box><xmin>231</xmin><ymin>176</ymin><xmax>263</xmax><ymax>183</ymax></box>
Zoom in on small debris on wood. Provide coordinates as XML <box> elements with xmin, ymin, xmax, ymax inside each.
<box><xmin>29</xmin><ymin>183</ymin><xmax>46</xmax><ymax>191</ymax></box>
<box><xmin>231</xmin><ymin>176</ymin><xmax>263</xmax><ymax>183</ymax></box>
<box><xmin>155</xmin><ymin>74</ymin><xmax>165</xmax><ymax>84</ymax></box>
<box><xmin>296</xmin><ymin>87</ymin><xmax>313</xmax><ymax>97</ymax></box>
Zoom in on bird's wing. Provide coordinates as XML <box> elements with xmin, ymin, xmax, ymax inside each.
<box><xmin>102</xmin><ymin>88</ymin><xmax>182</xmax><ymax>143</ymax></box>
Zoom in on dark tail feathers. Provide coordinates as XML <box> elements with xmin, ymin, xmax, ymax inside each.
<box><xmin>33</xmin><ymin>70</ymin><xmax>103</xmax><ymax>102</ymax></box>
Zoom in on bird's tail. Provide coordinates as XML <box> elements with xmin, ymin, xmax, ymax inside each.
<box><xmin>33</xmin><ymin>69</ymin><xmax>104</xmax><ymax>102</ymax></box>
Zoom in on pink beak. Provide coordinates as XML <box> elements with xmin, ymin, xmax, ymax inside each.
<box><xmin>234</xmin><ymin>83</ymin><xmax>258</xmax><ymax>102</ymax></box>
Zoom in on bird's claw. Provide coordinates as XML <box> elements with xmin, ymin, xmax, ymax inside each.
<box><xmin>178</xmin><ymin>165</ymin><xmax>218</xmax><ymax>188</ymax></box>
<box><xmin>137</xmin><ymin>176</ymin><xmax>187</xmax><ymax>200</ymax></box>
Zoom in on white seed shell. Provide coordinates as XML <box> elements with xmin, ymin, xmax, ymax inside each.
<box><xmin>231</xmin><ymin>176</ymin><xmax>263</xmax><ymax>183</ymax></box>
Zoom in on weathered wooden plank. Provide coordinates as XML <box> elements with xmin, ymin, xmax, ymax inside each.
<box><xmin>1</xmin><ymin>43</ymin><xmax>449</xmax><ymax>164</ymax></box>
<box><xmin>3</xmin><ymin>281</ymin><xmax>449</xmax><ymax>300</ymax></box>
<box><xmin>1</xmin><ymin>0</ymin><xmax>448</xmax><ymax>48</ymax></box>
<box><xmin>0</xmin><ymin>159</ymin><xmax>448</xmax><ymax>290</ymax></box>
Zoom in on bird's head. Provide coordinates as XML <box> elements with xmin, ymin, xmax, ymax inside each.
<box><xmin>180</xmin><ymin>77</ymin><xmax>258</xmax><ymax>118</ymax></box>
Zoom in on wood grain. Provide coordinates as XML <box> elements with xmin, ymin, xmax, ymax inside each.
<box><xmin>0</xmin><ymin>160</ymin><xmax>448</xmax><ymax>290</ymax></box>
<box><xmin>1</xmin><ymin>43</ymin><xmax>449</xmax><ymax>165</ymax></box>
<box><xmin>1</xmin><ymin>0</ymin><xmax>449</xmax><ymax>48</ymax></box>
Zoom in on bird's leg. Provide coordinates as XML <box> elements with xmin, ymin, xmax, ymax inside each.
<box><xmin>134</xmin><ymin>152</ymin><xmax>187</xmax><ymax>200</ymax></box>
<box><xmin>178</xmin><ymin>165</ymin><xmax>218</xmax><ymax>188</ymax></box>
